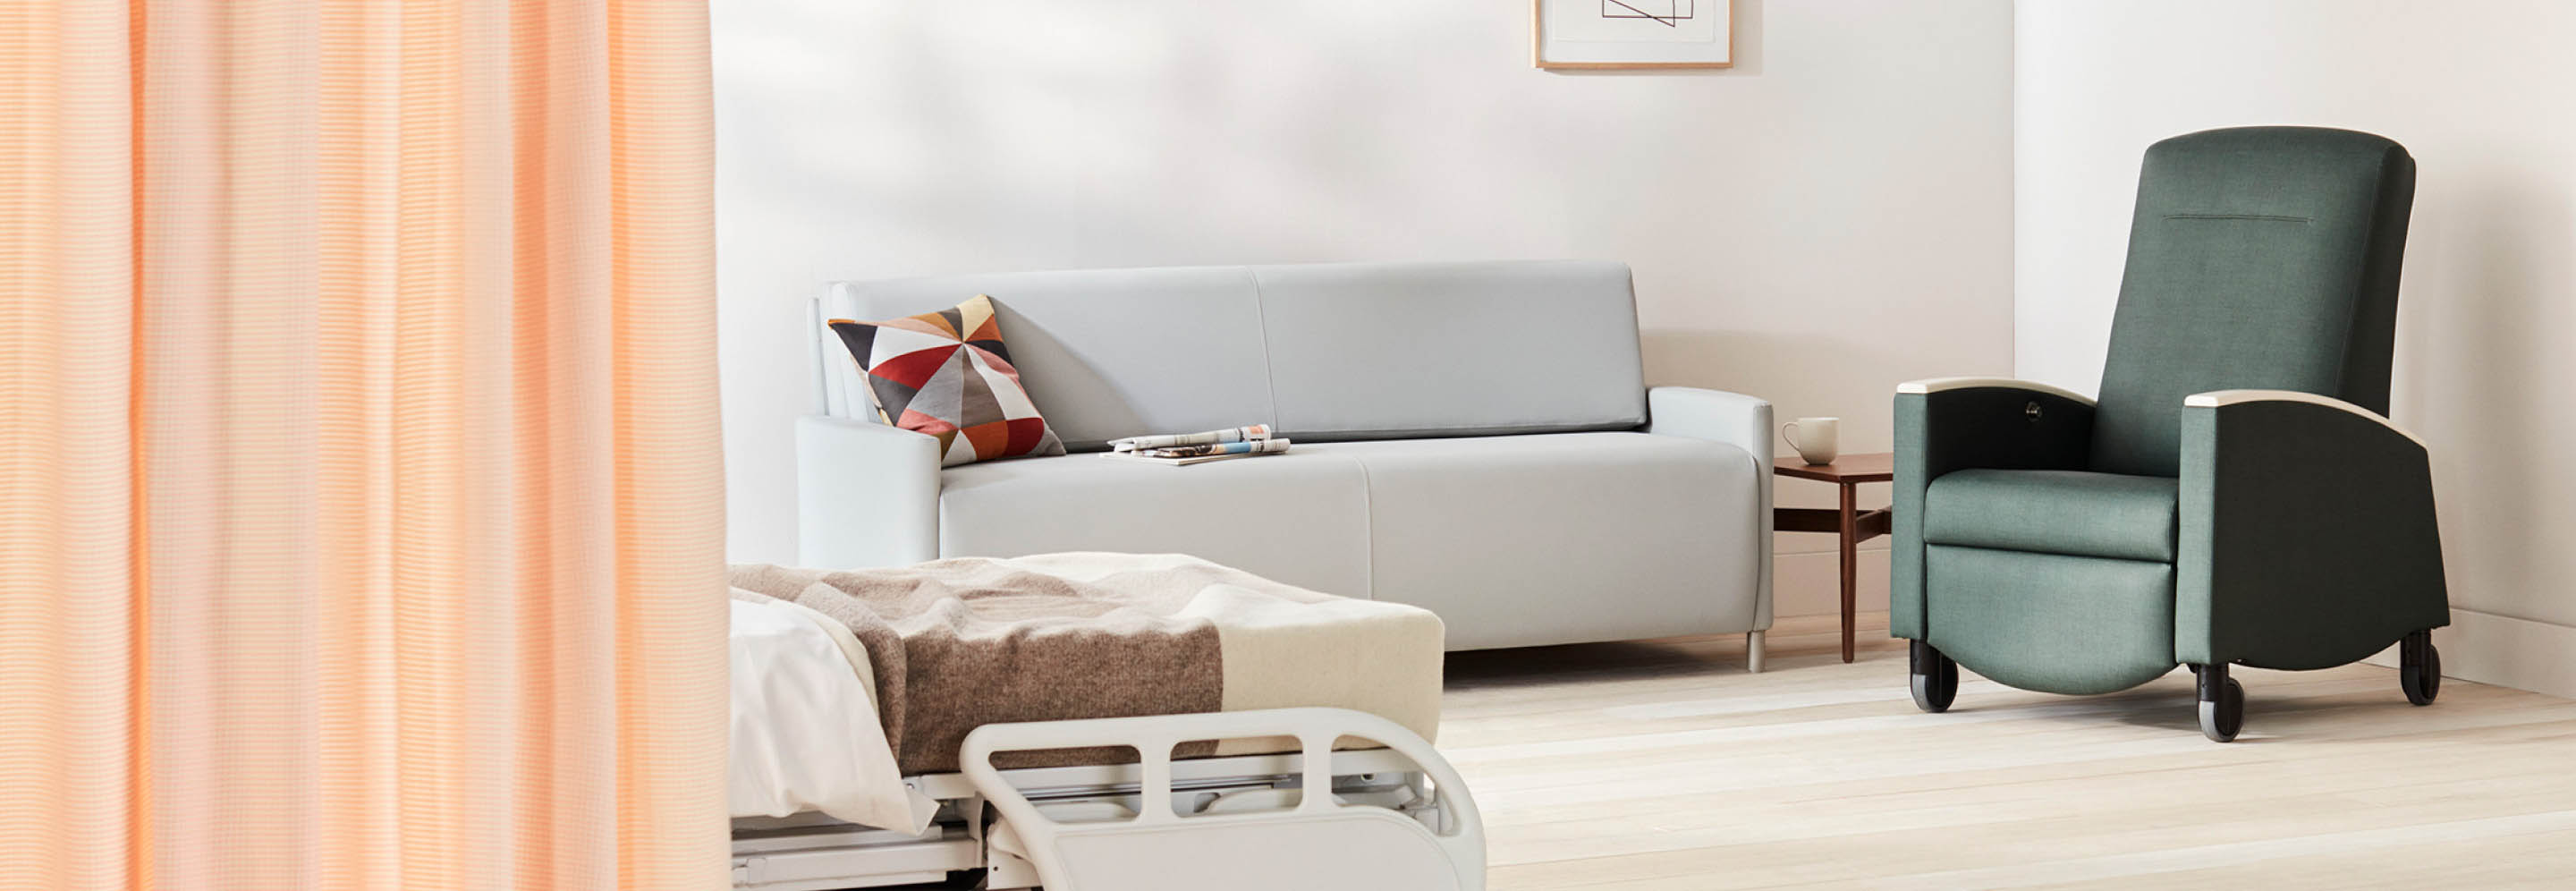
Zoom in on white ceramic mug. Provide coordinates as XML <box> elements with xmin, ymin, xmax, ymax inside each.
<box><xmin>1782</xmin><ymin>417</ymin><xmax>1840</xmax><ymax>465</ymax></box>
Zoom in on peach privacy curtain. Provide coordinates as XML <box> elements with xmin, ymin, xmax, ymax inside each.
<box><xmin>1</xmin><ymin>2</ymin><xmax>725</xmax><ymax>889</ymax></box>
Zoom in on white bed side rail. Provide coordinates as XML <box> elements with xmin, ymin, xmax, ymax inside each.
<box><xmin>962</xmin><ymin>707</ymin><xmax>1485</xmax><ymax>891</ymax></box>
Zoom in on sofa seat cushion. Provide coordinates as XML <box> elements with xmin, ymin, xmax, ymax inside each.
<box><xmin>937</xmin><ymin>448</ymin><xmax>1375</xmax><ymax>600</ymax></box>
<box><xmin>938</xmin><ymin>431</ymin><xmax>1761</xmax><ymax>651</ymax></box>
<box><xmin>1327</xmin><ymin>432</ymin><xmax>1759</xmax><ymax>650</ymax></box>
<box><xmin>1924</xmin><ymin>469</ymin><xmax>2180</xmax><ymax>563</ymax></box>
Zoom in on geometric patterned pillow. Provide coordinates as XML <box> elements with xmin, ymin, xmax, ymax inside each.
<box><xmin>827</xmin><ymin>294</ymin><xmax>1065</xmax><ymax>466</ymax></box>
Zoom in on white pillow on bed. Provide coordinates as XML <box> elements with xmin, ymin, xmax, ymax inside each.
<box><xmin>729</xmin><ymin>594</ymin><xmax>935</xmax><ymax>831</ymax></box>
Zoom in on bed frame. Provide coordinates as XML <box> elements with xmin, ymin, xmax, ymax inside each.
<box><xmin>732</xmin><ymin>708</ymin><xmax>1481</xmax><ymax>891</ymax></box>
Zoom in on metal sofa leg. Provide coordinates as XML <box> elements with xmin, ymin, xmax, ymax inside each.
<box><xmin>2198</xmin><ymin>662</ymin><xmax>2245</xmax><ymax>742</ymax></box>
<box><xmin>1746</xmin><ymin>630</ymin><xmax>1766</xmax><ymax>674</ymax></box>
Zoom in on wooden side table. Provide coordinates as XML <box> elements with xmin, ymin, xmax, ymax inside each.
<box><xmin>1774</xmin><ymin>452</ymin><xmax>1894</xmax><ymax>663</ymax></box>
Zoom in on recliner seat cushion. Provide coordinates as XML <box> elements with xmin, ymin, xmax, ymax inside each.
<box><xmin>1925</xmin><ymin>545</ymin><xmax>2177</xmax><ymax>695</ymax></box>
<box><xmin>1924</xmin><ymin>469</ymin><xmax>2179</xmax><ymax>562</ymax></box>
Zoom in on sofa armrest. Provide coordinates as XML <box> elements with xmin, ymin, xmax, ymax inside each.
<box><xmin>1645</xmin><ymin>386</ymin><xmax>1772</xmax><ymax>464</ymax></box>
<box><xmin>1891</xmin><ymin>377</ymin><xmax>2099</xmax><ymax>639</ymax></box>
<box><xmin>2175</xmin><ymin>390</ymin><xmax>2448</xmax><ymax>668</ymax></box>
<box><xmin>797</xmin><ymin>415</ymin><xmax>943</xmax><ymax>570</ymax></box>
<box><xmin>1643</xmin><ymin>386</ymin><xmax>1774</xmax><ymax>630</ymax></box>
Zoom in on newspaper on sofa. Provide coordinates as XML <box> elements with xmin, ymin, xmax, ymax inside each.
<box><xmin>1108</xmin><ymin>423</ymin><xmax>1272</xmax><ymax>452</ymax></box>
<box><xmin>1108</xmin><ymin>424</ymin><xmax>1290</xmax><ymax>465</ymax></box>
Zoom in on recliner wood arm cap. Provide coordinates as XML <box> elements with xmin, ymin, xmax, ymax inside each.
<box><xmin>1897</xmin><ymin>377</ymin><xmax>2098</xmax><ymax>406</ymax></box>
<box><xmin>2182</xmin><ymin>388</ymin><xmax>2427</xmax><ymax>449</ymax></box>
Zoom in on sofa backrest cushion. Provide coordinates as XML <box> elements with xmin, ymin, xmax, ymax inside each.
<box><xmin>823</xmin><ymin>266</ymin><xmax>1276</xmax><ymax>451</ymax></box>
<box><xmin>1250</xmin><ymin>261</ymin><xmax>1645</xmax><ymax>440</ymax></box>
<box><xmin>818</xmin><ymin>259</ymin><xmax>1646</xmax><ymax>449</ymax></box>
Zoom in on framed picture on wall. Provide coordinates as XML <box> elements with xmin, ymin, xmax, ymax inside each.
<box><xmin>1534</xmin><ymin>0</ymin><xmax>1733</xmax><ymax>70</ymax></box>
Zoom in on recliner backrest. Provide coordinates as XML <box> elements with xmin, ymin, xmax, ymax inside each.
<box><xmin>2089</xmin><ymin>126</ymin><xmax>2416</xmax><ymax>477</ymax></box>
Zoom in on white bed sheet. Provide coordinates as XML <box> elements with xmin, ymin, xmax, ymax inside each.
<box><xmin>728</xmin><ymin>595</ymin><xmax>936</xmax><ymax>832</ymax></box>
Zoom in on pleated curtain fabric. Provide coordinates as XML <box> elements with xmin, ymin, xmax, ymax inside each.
<box><xmin>0</xmin><ymin>3</ymin><xmax>726</xmax><ymax>889</ymax></box>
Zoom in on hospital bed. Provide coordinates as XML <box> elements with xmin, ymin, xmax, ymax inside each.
<box><xmin>725</xmin><ymin>556</ymin><xmax>1484</xmax><ymax>890</ymax></box>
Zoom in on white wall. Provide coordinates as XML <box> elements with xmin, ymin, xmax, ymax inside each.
<box><xmin>2018</xmin><ymin>1</ymin><xmax>2576</xmax><ymax>695</ymax></box>
<box><xmin>716</xmin><ymin>1</ymin><xmax>2018</xmax><ymax>618</ymax></box>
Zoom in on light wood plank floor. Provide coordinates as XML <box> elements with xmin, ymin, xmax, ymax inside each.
<box><xmin>1440</xmin><ymin>612</ymin><xmax>2576</xmax><ymax>889</ymax></box>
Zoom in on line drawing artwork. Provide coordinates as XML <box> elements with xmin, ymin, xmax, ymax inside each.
<box><xmin>1538</xmin><ymin>0</ymin><xmax>1727</xmax><ymax>67</ymax></box>
<box><xmin>1601</xmin><ymin>0</ymin><xmax>1694</xmax><ymax>28</ymax></box>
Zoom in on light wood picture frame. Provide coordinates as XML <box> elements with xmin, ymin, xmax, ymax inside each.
<box><xmin>1534</xmin><ymin>0</ymin><xmax>1733</xmax><ymax>70</ymax></box>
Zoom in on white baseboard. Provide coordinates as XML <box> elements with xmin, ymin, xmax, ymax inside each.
<box><xmin>2363</xmin><ymin>607</ymin><xmax>2576</xmax><ymax>700</ymax></box>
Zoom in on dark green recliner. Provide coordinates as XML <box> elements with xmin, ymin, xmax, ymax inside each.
<box><xmin>1892</xmin><ymin>126</ymin><xmax>2448</xmax><ymax>742</ymax></box>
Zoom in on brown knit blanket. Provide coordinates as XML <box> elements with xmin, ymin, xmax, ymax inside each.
<box><xmin>728</xmin><ymin>553</ymin><xmax>1443</xmax><ymax>775</ymax></box>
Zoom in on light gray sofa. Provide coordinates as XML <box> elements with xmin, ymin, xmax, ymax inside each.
<box><xmin>799</xmin><ymin>260</ymin><xmax>1774</xmax><ymax>663</ymax></box>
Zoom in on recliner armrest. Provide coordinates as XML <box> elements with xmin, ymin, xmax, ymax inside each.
<box><xmin>1897</xmin><ymin>377</ymin><xmax>2098</xmax><ymax>405</ymax></box>
<box><xmin>797</xmin><ymin>415</ymin><xmax>944</xmax><ymax>570</ymax></box>
<box><xmin>1643</xmin><ymin>386</ymin><xmax>1774</xmax><ymax>630</ymax></box>
<box><xmin>1893</xmin><ymin>377</ymin><xmax>2099</xmax><ymax>473</ymax></box>
<box><xmin>1891</xmin><ymin>377</ymin><xmax>2099</xmax><ymax>639</ymax></box>
<box><xmin>2174</xmin><ymin>390</ymin><xmax>2447</xmax><ymax>668</ymax></box>
<box><xmin>2182</xmin><ymin>389</ymin><xmax>2426</xmax><ymax>447</ymax></box>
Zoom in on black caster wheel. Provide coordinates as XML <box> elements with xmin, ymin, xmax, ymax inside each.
<box><xmin>1910</xmin><ymin>640</ymin><xmax>1959</xmax><ymax>714</ymax></box>
<box><xmin>2401</xmin><ymin>630</ymin><xmax>2442</xmax><ymax>706</ymax></box>
<box><xmin>2198</xmin><ymin>664</ymin><xmax>2245</xmax><ymax>742</ymax></box>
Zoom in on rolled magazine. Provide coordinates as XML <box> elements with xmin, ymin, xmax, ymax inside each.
<box><xmin>1109</xmin><ymin>437</ymin><xmax>1293</xmax><ymax>466</ymax></box>
<box><xmin>1135</xmin><ymin>437</ymin><xmax>1292</xmax><ymax>459</ymax></box>
<box><xmin>1109</xmin><ymin>424</ymin><xmax>1272</xmax><ymax>453</ymax></box>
